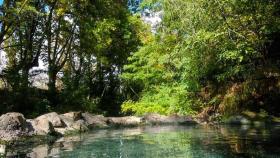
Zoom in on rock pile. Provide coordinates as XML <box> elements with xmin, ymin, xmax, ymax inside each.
<box><xmin>0</xmin><ymin>112</ymin><xmax>196</xmax><ymax>142</ymax></box>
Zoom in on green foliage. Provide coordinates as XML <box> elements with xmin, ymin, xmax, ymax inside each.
<box><xmin>122</xmin><ymin>84</ymin><xmax>201</xmax><ymax>115</ymax></box>
<box><xmin>0</xmin><ymin>0</ymin><xmax>143</xmax><ymax>116</ymax></box>
<box><xmin>122</xmin><ymin>0</ymin><xmax>280</xmax><ymax>116</ymax></box>
<box><xmin>1</xmin><ymin>0</ymin><xmax>280</xmax><ymax>117</ymax></box>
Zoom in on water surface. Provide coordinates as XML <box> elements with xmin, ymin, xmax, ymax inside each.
<box><xmin>1</xmin><ymin>125</ymin><xmax>280</xmax><ymax>158</ymax></box>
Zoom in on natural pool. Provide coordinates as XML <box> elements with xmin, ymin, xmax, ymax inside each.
<box><xmin>1</xmin><ymin>124</ymin><xmax>280</xmax><ymax>158</ymax></box>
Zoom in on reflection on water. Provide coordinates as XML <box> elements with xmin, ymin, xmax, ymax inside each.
<box><xmin>1</xmin><ymin>125</ymin><xmax>280</xmax><ymax>158</ymax></box>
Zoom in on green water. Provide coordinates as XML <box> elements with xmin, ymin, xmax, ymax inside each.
<box><xmin>1</xmin><ymin>125</ymin><xmax>280</xmax><ymax>158</ymax></box>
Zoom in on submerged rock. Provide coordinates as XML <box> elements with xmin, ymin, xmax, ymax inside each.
<box><xmin>26</xmin><ymin>144</ymin><xmax>49</xmax><ymax>158</ymax></box>
<box><xmin>107</xmin><ymin>116</ymin><xmax>143</xmax><ymax>126</ymax></box>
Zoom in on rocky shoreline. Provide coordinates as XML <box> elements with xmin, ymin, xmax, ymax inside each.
<box><xmin>0</xmin><ymin>112</ymin><xmax>196</xmax><ymax>143</ymax></box>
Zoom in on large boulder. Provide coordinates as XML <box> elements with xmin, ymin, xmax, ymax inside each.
<box><xmin>61</xmin><ymin>112</ymin><xmax>82</xmax><ymax>121</ymax></box>
<box><xmin>59</xmin><ymin>115</ymin><xmax>75</xmax><ymax>128</ymax></box>
<box><xmin>107</xmin><ymin>116</ymin><xmax>143</xmax><ymax>126</ymax></box>
<box><xmin>56</xmin><ymin>113</ymin><xmax>88</xmax><ymax>135</ymax></box>
<box><xmin>0</xmin><ymin>113</ymin><xmax>32</xmax><ymax>142</ymax></box>
<box><xmin>29</xmin><ymin>118</ymin><xmax>55</xmax><ymax>135</ymax></box>
<box><xmin>55</xmin><ymin>119</ymin><xmax>88</xmax><ymax>135</ymax></box>
<box><xmin>35</xmin><ymin>112</ymin><xmax>65</xmax><ymax>128</ymax></box>
<box><xmin>144</xmin><ymin>113</ymin><xmax>196</xmax><ymax>124</ymax></box>
<box><xmin>70</xmin><ymin>120</ymin><xmax>88</xmax><ymax>132</ymax></box>
<box><xmin>82</xmin><ymin>112</ymin><xmax>108</xmax><ymax>128</ymax></box>
<box><xmin>0</xmin><ymin>113</ymin><xmax>27</xmax><ymax>131</ymax></box>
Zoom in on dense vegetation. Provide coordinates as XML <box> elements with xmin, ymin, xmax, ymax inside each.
<box><xmin>0</xmin><ymin>0</ymin><xmax>279</xmax><ymax>118</ymax></box>
<box><xmin>0</xmin><ymin>0</ymin><xmax>146</xmax><ymax>116</ymax></box>
<box><xmin>122</xmin><ymin>0</ymin><xmax>280</xmax><ymax>117</ymax></box>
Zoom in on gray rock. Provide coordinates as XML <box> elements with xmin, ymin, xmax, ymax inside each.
<box><xmin>61</xmin><ymin>112</ymin><xmax>82</xmax><ymax>121</ymax></box>
<box><xmin>82</xmin><ymin>112</ymin><xmax>108</xmax><ymax>128</ymax></box>
<box><xmin>55</xmin><ymin>120</ymin><xmax>88</xmax><ymax>135</ymax></box>
<box><xmin>60</xmin><ymin>114</ymin><xmax>87</xmax><ymax>130</ymax></box>
<box><xmin>29</xmin><ymin>118</ymin><xmax>55</xmax><ymax>135</ymax></box>
<box><xmin>56</xmin><ymin>114</ymin><xmax>88</xmax><ymax>135</ymax></box>
<box><xmin>0</xmin><ymin>112</ymin><xmax>197</xmax><ymax>142</ymax></box>
<box><xmin>0</xmin><ymin>113</ymin><xmax>27</xmax><ymax>131</ymax></box>
<box><xmin>144</xmin><ymin>113</ymin><xmax>195</xmax><ymax>124</ymax></box>
<box><xmin>0</xmin><ymin>130</ymin><xmax>29</xmax><ymax>142</ymax></box>
<box><xmin>35</xmin><ymin>112</ymin><xmax>65</xmax><ymax>128</ymax></box>
<box><xmin>108</xmin><ymin>116</ymin><xmax>143</xmax><ymax>126</ymax></box>
<box><xmin>0</xmin><ymin>113</ymin><xmax>32</xmax><ymax>142</ymax></box>
<box><xmin>59</xmin><ymin>115</ymin><xmax>75</xmax><ymax>128</ymax></box>
<box><xmin>71</xmin><ymin>120</ymin><xmax>88</xmax><ymax>132</ymax></box>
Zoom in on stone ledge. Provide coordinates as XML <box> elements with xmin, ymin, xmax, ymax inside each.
<box><xmin>0</xmin><ymin>112</ymin><xmax>196</xmax><ymax>143</ymax></box>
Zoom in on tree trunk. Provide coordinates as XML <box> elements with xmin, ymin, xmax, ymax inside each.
<box><xmin>48</xmin><ymin>67</ymin><xmax>58</xmax><ymax>107</ymax></box>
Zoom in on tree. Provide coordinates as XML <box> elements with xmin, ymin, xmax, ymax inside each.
<box><xmin>122</xmin><ymin>0</ymin><xmax>280</xmax><ymax>115</ymax></box>
<box><xmin>2</xmin><ymin>0</ymin><xmax>46</xmax><ymax>112</ymax></box>
<box><xmin>60</xmin><ymin>0</ymin><xmax>144</xmax><ymax>115</ymax></box>
<box><xmin>42</xmin><ymin>0</ymin><xmax>78</xmax><ymax>106</ymax></box>
<box><xmin>0</xmin><ymin>0</ymin><xmax>31</xmax><ymax>48</ymax></box>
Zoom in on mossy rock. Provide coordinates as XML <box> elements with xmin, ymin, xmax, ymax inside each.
<box><xmin>224</xmin><ymin>115</ymin><xmax>251</xmax><ymax>125</ymax></box>
<box><xmin>222</xmin><ymin>110</ymin><xmax>280</xmax><ymax>125</ymax></box>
